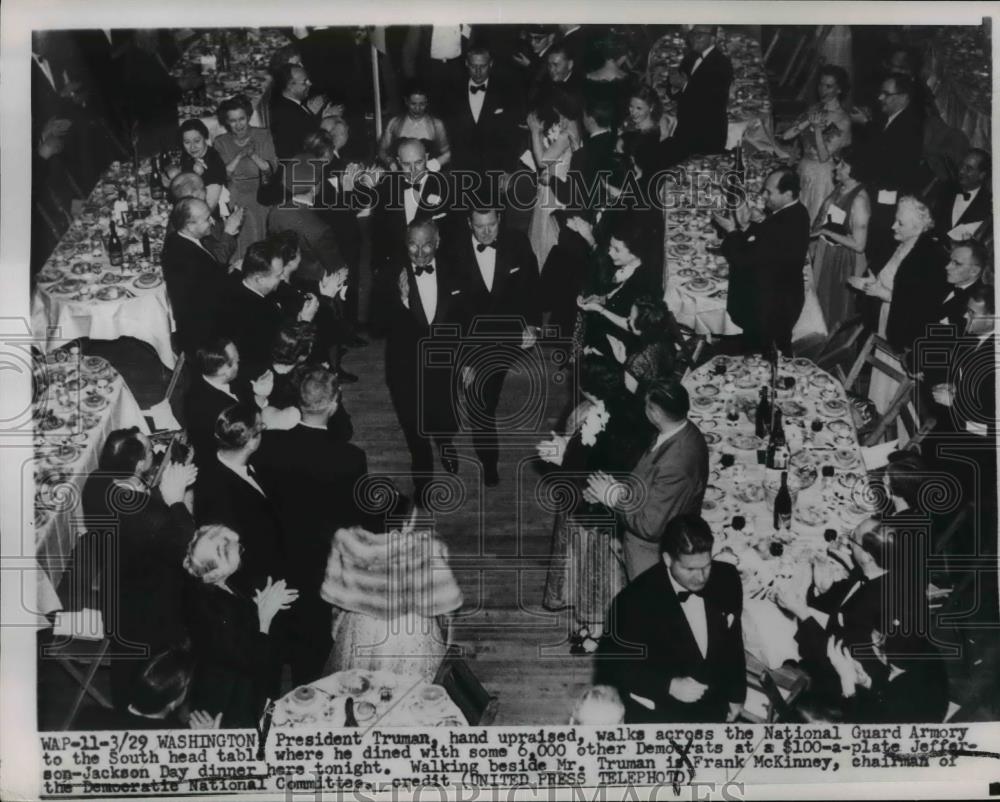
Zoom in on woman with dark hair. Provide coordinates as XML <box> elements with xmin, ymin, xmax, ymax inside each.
<box><xmin>60</xmin><ymin>427</ymin><xmax>197</xmax><ymax>711</ymax></box>
<box><xmin>622</xmin><ymin>297</ymin><xmax>678</xmax><ymax>390</ymax></box>
<box><xmin>527</xmin><ymin>88</ymin><xmax>582</xmax><ymax>266</ymax></box>
<box><xmin>810</xmin><ymin>145</ymin><xmax>871</xmax><ymax>327</ymax></box>
<box><xmin>618</xmin><ymin>84</ymin><xmax>665</xmax><ymax>178</ymax></box>
<box><xmin>539</xmin><ymin>357</ymin><xmax>654</xmax><ymax>652</ymax></box>
<box><xmin>179</xmin><ymin>118</ymin><xmax>227</xmax><ymax>213</ymax></box>
<box><xmin>376</xmin><ymin>80</ymin><xmax>451</xmax><ymax>170</ymax></box>
<box><xmin>183</xmin><ymin>525</ymin><xmax>298</xmax><ymax>728</ymax></box>
<box><xmin>576</xmin><ymin>216</ymin><xmax>660</xmax><ymax>360</ymax></box>
<box><xmin>779</xmin><ymin>65</ymin><xmax>852</xmax><ymax>220</ymax></box>
<box><xmin>214</xmin><ymin>94</ymin><xmax>278</xmax><ymax>258</ymax></box>
<box><xmin>256</xmin><ymin>43</ymin><xmax>303</xmax><ymax>128</ymax></box>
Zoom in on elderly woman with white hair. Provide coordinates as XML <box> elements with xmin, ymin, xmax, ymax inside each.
<box><xmin>850</xmin><ymin>195</ymin><xmax>950</xmax><ymax>413</ymax></box>
<box><xmin>183</xmin><ymin>524</ymin><xmax>298</xmax><ymax>728</ymax></box>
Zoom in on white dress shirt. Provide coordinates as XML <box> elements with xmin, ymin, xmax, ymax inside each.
<box><xmin>468</xmin><ymin>81</ymin><xmax>488</xmax><ymax>123</ymax></box>
<box><xmin>668</xmin><ymin>570</ymin><xmax>708</xmax><ymax>658</ymax></box>
<box><xmin>473</xmin><ymin>237</ymin><xmax>497</xmax><ymax>292</ymax></box>
<box><xmin>689</xmin><ymin>44</ymin><xmax>715</xmax><ymax>78</ymax></box>
<box><xmin>951</xmin><ymin>186</ymin><xmax>981</xmax><ymax>226</ymax></box>
<box><xmin>413</xmin><ymin>260</ymin><xmax>438</xmax><ymax>322</ymax></box>
<box><xmin>651</xmin><ymin>419</ymin><xmax>688</xmax><ymax>454</ymax></box>
<box><xmin>403</xmin><ymin>178</ymin><xmax>425</xmax><ymax>224</ymax></box>
<box><xmin>883</xmin><ymin>107</ymin><xmax>904</xmax><ymax>131</ymax></box>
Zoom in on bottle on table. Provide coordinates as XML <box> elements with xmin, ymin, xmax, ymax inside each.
<box><xmin>149</xmin><ymin>157</ymin><xmax>164</xmax><ymax>200</ymax></box>
<box><xmin>734</xmin><ymin>142</ymin><xmax>746</xmax><ymax>186</ymax></box>
<box><xmin>343</xmin><ymin>697</ymin><xmax>358</xmax><ymax>727</ymax></box>
<box><xmin>766</xmin><ymin>408</ymin><xmax>789</xmax><ymax>470</ymax></box>
<box><xmin>755</xmin><ymin>386</ymin><xmax>771</xmax><ymax>438</ymax></box>
<box><xmin>141</xmin><ymin>230</ymin><xmax>151</xmax><ymax>258</ymax></box>
<box><xmin>774</xmin><ymin>470</ymin><xmax>793</xmax><ymax>531</ymax></box>
<box><xmin>113</xmin><ymin>191</ymin><xmax>130</xmax><ymax>226</ymax></box>
<box><xmin>107</xmin><ymin>220</ymin><xmax>124</xmax><ymax>268</ymax></box>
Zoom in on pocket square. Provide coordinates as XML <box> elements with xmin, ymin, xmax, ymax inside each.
<box><xmin>747</xmin><ymin>236</ymin><xmax>756</xmax><ymax>243</ymax></box>
<box><xmin>509</xmin><ymin>267</ymin><xmax>520</xmax><ymax>274</ymax></box>
<box><xmin>427</xmin><ymin>194</ymin><xmax>442</xmax><ymax>204</ymax></box>
<box><xmin>450</xmin><ymin>289</ymin><xmax>461</xmax><ymax>295</ymax></box>
<box><xmin>726</xmin><ymin>613</ymin><xmax>735</xmax><ymax>628</ymax></box>
<box><xmin>433</xmin><ymin>212</ymin><xmax>447</xmax><ymax>220</ymax></box>
<box><xmin>494</xmin><ymin>108</ymin><xmax>504</xmax><ymax>114</ymax></box>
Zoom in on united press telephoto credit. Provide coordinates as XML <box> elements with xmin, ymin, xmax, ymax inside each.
<box><xmin>1</xmin><ymin>1</ymin><xmax>998</xmax><ymax>800</ymax></box>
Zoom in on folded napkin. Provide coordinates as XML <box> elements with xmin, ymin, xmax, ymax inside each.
<box><xmin>860</xmin><ymin>438</ymin><xmax>899</xmax><ymax>471</ymax></box>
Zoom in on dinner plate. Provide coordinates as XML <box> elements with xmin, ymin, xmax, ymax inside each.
<box><xmin>779</xmin><ymin>400</ymin><xmax>808</xmax><ymax>418</ymax></box>
<box><xmin>704</xmin><ymin>485</ymin><xmax>724</xmax><ymax>503</ymax></box>
<box><xmin>134</xmin><ymin>273</ymin><xmax>164</xmax><ymax>289</ymax></box>
<box><xmin>37</xmin><ymin>412</ymin><xmax>66</xmax><ymax>432</ymax></box>
<box><xmin>37</xmin><ymin>268</ymin><xmax>64</xmax><ymax>284</ymax></box>
<box><xmin>734</xmin><ymin>483</ymin><xmax>765</xmax><ymax>503</ymax></box>
<box><xmin>727</xmin><ymin>433</ymin><xmax>761</xmax><ymax>451</ymax></box>
<box><xmin>690</xmin><ymin>394</ymin><xmax>718</xmax><ymax>410</ymax></box>
<box><xmin>837</xmin><ymin>471</ymin><xmax>863</xmax><ymax>490</ymax></box>
<box><xmin>81</xmin><ymin>393</ymin><xmax>109</xmax><ymax>412</ymax></box>
<box><xmin>96</xmin><ymin>285</ymin><xmax>128</xmax><ymax>301</ymax></box>
<box><xmin>684</xmin><ymin>277</ymin><xmax>716</xmax><ymax>295</ymax></box>
<box><xmin>701</xmin><ymin>498</ymin><xmax>727</xmax><ymax>521</ymax></box>
<box><xmin>711</xmin><ymin>264</ymin><xmax>729</xmax><ymax>279</ymax></box>
<box><xmin>703</xmin><ymin>431</ymin><xmax>721</xmax><ymax>445</ymax></box>
<box><xmin>670</xmin><ymin>232</ymin><xmax>693</xmax><ymax>244</ymax></box>
<box><xmin>790</xmin><ymin>357</ymin><xmax>813</xmax><ymax>373</ymax></box>
<box><xmin>827</xmin><ymin>419</ymin><xmax>853</xmax><ymax>436</ymax></box>
<box><xmin>51</xmin><ymin>278</ymin><xmax>85</xmax><ymax>295</ymax></box>
<box><xmin>668</xmin><ymin>243</ymin><xmax>696</xmax><ymax>258</ymax></box>
<box><xmin>695</xmin><ymin>383</ymin><xmax>721</xmax><ymax>397</ymax></box>
<box><xmin>677</xmin><ymin>268</ymin><xmax>699</xmax><ymax>278</ymax></box>
<box><xmin>821</xmin><ymin>398</ymin><xmax>847</xmax><ymax>415</ymax></box>
<box><xmin>734</xmin><ymin>373</ymin><xmax>759</xmax><ymax>389</ymax></box>
<box><xmin>331</xmin><ymin>669</ymin><xmax>372</xmax><ymax>696</ymax></box>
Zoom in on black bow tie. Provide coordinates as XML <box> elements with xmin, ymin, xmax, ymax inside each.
<box><xmin>961</xmin><ymin>191</ymin><xmax>973</xmax><ymax>201</ymax></box>
<box><xmin>469</xmin><ymin>83</ymin><xmax>487</xmax><ymax>94</ymax></box>
<box><xmin>402</xmin><ymin>180</ymin><xmax>422</xmax><ymax>191</ymax></box>
<box><xmin>413</xmin><ymin>263</ymin><xmax>435</xmax><ymax>276</ymax></box>
<box><xmin>676</xmin><ymin>589</ymin><xmax>704</xmax><ymax>603</ymax></box>
<box><xmin>476</xmin><ymin>242</ymin><xmax>496</xmax><ymax>253</ymax></box>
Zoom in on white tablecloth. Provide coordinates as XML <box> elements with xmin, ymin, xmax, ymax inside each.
<box><xmin>33</xmin><ymin>350</ymin><xmax>150</xmax><ymax>617</ymax></box>
<box><xmin>273</xmin><ymin>670</ymin><xmax>468</xmax><ymax>728</ymax></box>
<box><xmin>32</xmin><ymin>163</ymin><xmax>176</xmax><ymax>368</ymax></box>
<box><xmin>682</xmin><ymin>354</ymin><xmax>882</xmax><ymax>667</ymax></box>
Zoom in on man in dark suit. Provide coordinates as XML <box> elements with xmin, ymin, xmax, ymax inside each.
<box><xmin>194</xmin><ymin>404</ymin><xmax>285</xmax><ymax>598</ymax></box>
<box><xmin>551</xmin><ymin>97</ymin><xmax>618</xmax><ymax>215</ymax></box>
<box><xmin>161</xmin><ymin>198</ymin><xmax>231</xmax><ymax>357</ymax></box>
<box><xmin>555</xmin><ymin>25</ymin><xmax>589</xmax><ymax>72</ymax></box>
<box><xmin>370</xmin><ymin>219</ymin><xmax>467</xmax><ymax>506</ymax></box>
<box><xmin>857</xmin><ymin>73</ymin><xmax>925</xmax><ymax>272</ymax></box>
<box><xmin>716</xmin><ymin>167</ymin><xmax>810</xmax><ymax>355</ymax></box>
<box><xmin>595</xmin><ymin>514</ymin><xmax>746</xmax><ymax>723</ymax></box>
<box><xmin>932</xmin><ymin>148</ymin><xmax>992</xmax><ymax>243</ymax></box>
<box><xmin>445</xmin><ymin>44</ymin><xmax>524</xmax><ymax>206</ymax></box>
<box><xmin>183</xmin><ymin>337</ymin><xmax>251</xmax><ymax>468</ymax></box>
<box><xmin>511</xmin><ymin>25</ymin><xmax>557</xmax><ymax>97</ymax></box>
<box><xmin>253</xmin><ymin>367</ymin><xmax>372</xmax><ymax>685</ymax></box>
<box><xmin>168</xmin><ymin>172</ymin><xmax>243</xmax><ymax>266</ymax></box>
<box><xmin>368</xmin><ymin>138</ymin><xmax>456</xmax><ymax>278</ymax></box>
<box><xmin>533</xmin><ymin>43</ymin><xmax>584</xmax><ymax>107</ymax></box>
<box><xmin>63</xmin><ymin>428</ymin><xmax>197</xmax><ymax>710</ymax></box>
<box><xmin>218</xmin><ymin>241</ymin><xmax>321</xmax><ymax>381</ymax></box>
<box><xmin>939</xmin><ymin>241</ymin><xmax>987</xmax><ymax>328</ymax></box>
<box><xmin>584</xmin><ymin>379</ymin><xmax>709</xmax><ymax>580</ymax></box>
<box><xmin>655</xmin><ymin>25</ymin><xmax>734</xmax><ymax>168</ymax></box>
<box><xmin>269</xmin><ymin>63</ymin><xmax>322</xmax><ymax>160</ymax></box>
<box><xmin>448</xmin><ymin>209</ymin><xmax>540</xmax><ymax>486</ymax></box>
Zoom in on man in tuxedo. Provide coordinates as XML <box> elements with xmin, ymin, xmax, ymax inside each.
<box><xmin>168</xmin><ymin>172</ymin><xmax>243</xmax><ymax>266</ymax></box>
<box><xmin>371</xmin><ymin>219</ymin><xmax>467</xmax><ymax>506</ymax></box>
<box><xmin>446</xmin><ymin>44</ymin><xmax>524</xmax><ymax>206</ymax></box>
<box><xmin>857</xmin><ymin>73</ymin><xmax>925</xmax><ymax>272</ymax></box>
<box><xmin>939</xmin><ymin>241</ymin><xmax>987</xmax><ymax>328</ymax></box>
<box><xmin>253</xmin><ymin>367</ymin><xmax>371</xmax><ymax>684</ymax></box>
<box><xmin>551</xmin><ymin>97</ymin><xmax>618</xmax><ymax>214</ymax></box>
<box><xmin>555</xmin><ymin>24</ymin><xmax>589</xmax><ymax>71</ymax></box>
<box><xmin>183</xmin><ymin>337</ymin><xmax>251</xmax><ymax>468</ymax></box>
<box><xmin>161</xmin><ymin>198</ymin><xmax>231</xmax><ymax>357</ymax></box>
<box><xmin>269</xmin><ymin>63</ymin><xmax>322</xmax><ymax>160</ymax></box>
<box><xmin>218</xmin><ymin>241</ymin><xmax>321</xmax><ymax>382</ymax></box>
<box><xmin>595</xmin><ymin>514</ymin><xmax>746</xmax><ymax>723</ymax></box>
<box><xmin>448</xmin><ymin>209</ymin><xmax>540</xmax><ymax>486</ymax></box>
<box><xmin>511</xmin><ymin>25</ymin><xmax>556</xmax><ymax>96</ymax></box>
<box><xmin>194</xmin><ymin>404</ymin><xmax>285</xmax><ymax>598</ymax></box>
<box><xmin>933</xmin><ymin>148</ymin><xmax>992</xmax><ymax>243</ymax></box>
<box><xmin>584</xmin><ymin>379</ymin><xmax>709</xmax><ymax>580</ymax></box>
<box><xmin>655</xmin><ymin>25</ymin><xmax>734</xmax><ymax>168</ymax></box>
<box><xmin>534</xmin><ymin>43</ymin><xmax>583</xmax><ymax>106</ymax></box>
<box><xmin>369</xmin><ymin>138</ymin><xmax>455</xmax><ymax>278</ymax></box>
<box><xmin>716</xmin><ymin>167</ymin><xmax>810</xmax><ymax>355</ymax></box>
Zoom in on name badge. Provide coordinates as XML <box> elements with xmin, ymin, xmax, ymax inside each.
<box><xmin>826</xmin><ymin>205</ymin><xmax>847</xmax><ymax>226</ymax></box>
<box><xmin>877</xmin><ymin>189</ymin><xmax>898</xmax><ymax>206</ymax></box>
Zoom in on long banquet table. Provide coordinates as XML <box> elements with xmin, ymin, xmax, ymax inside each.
<box><xmin>273</xmin><ymin>669</ymin><xmax>468</xmax><ymax>728</ymax></box>
<box><xmin>682</xmin><ymin>354</ymin><xmax>884</xmax><ymax>669</ymax></box>
<box><xmin>32</xmin><ymin>347</ymin><xmax>149</xmax><ymax>617</ymax></box>
<box><xmin>31</xmin><ymin>162</ymin><xmax>177</xmax><ymax>368</ymax></box>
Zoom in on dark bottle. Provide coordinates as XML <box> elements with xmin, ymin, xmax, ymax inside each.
<box><xmin>774</xmin><ymin>470</ymin><xmax>792</xmax><ymax>531</ymax></box>
<box><xmin>141</xmin><ymin>230</ymin><xmax>151</xmax><ymax>257</ymax></box>
<box><xmin>107</xmin><ymin>221</ymin><xmax>124</xmax><ymax>267</ymax></box>
<box><xmin>734</xmin><ymin>142</ymin><xmax>746</xmax><ymax>186</ymax></box>
<box><xmin>343</xmin><ymin>697</ymin><xmax>358</xmax><ymax>727</ymax></box>
<box><xmin>218</xmin><ymin>34</ymin><xmax>231</xmax><ymax>72</ymax></box>
<box><xmin>149</xmin><ymin>157</ymin><xmax>164</xmax><ymax>200</ymax></box>
<box><xmin>754</xmin><ymin>387</ymin><xmax>771</xmax><ymax>438</ymax></box>
<box><xmin>769</xmin><ymin>408</ymin><xmax>789</xmax><ymax>470</ymax></box>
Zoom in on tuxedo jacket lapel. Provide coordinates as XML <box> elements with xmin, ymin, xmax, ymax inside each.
<box><xmin>405</xmin><ymin>267</ymin><xmax>431</xmax><ymax>327</ymax></box>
